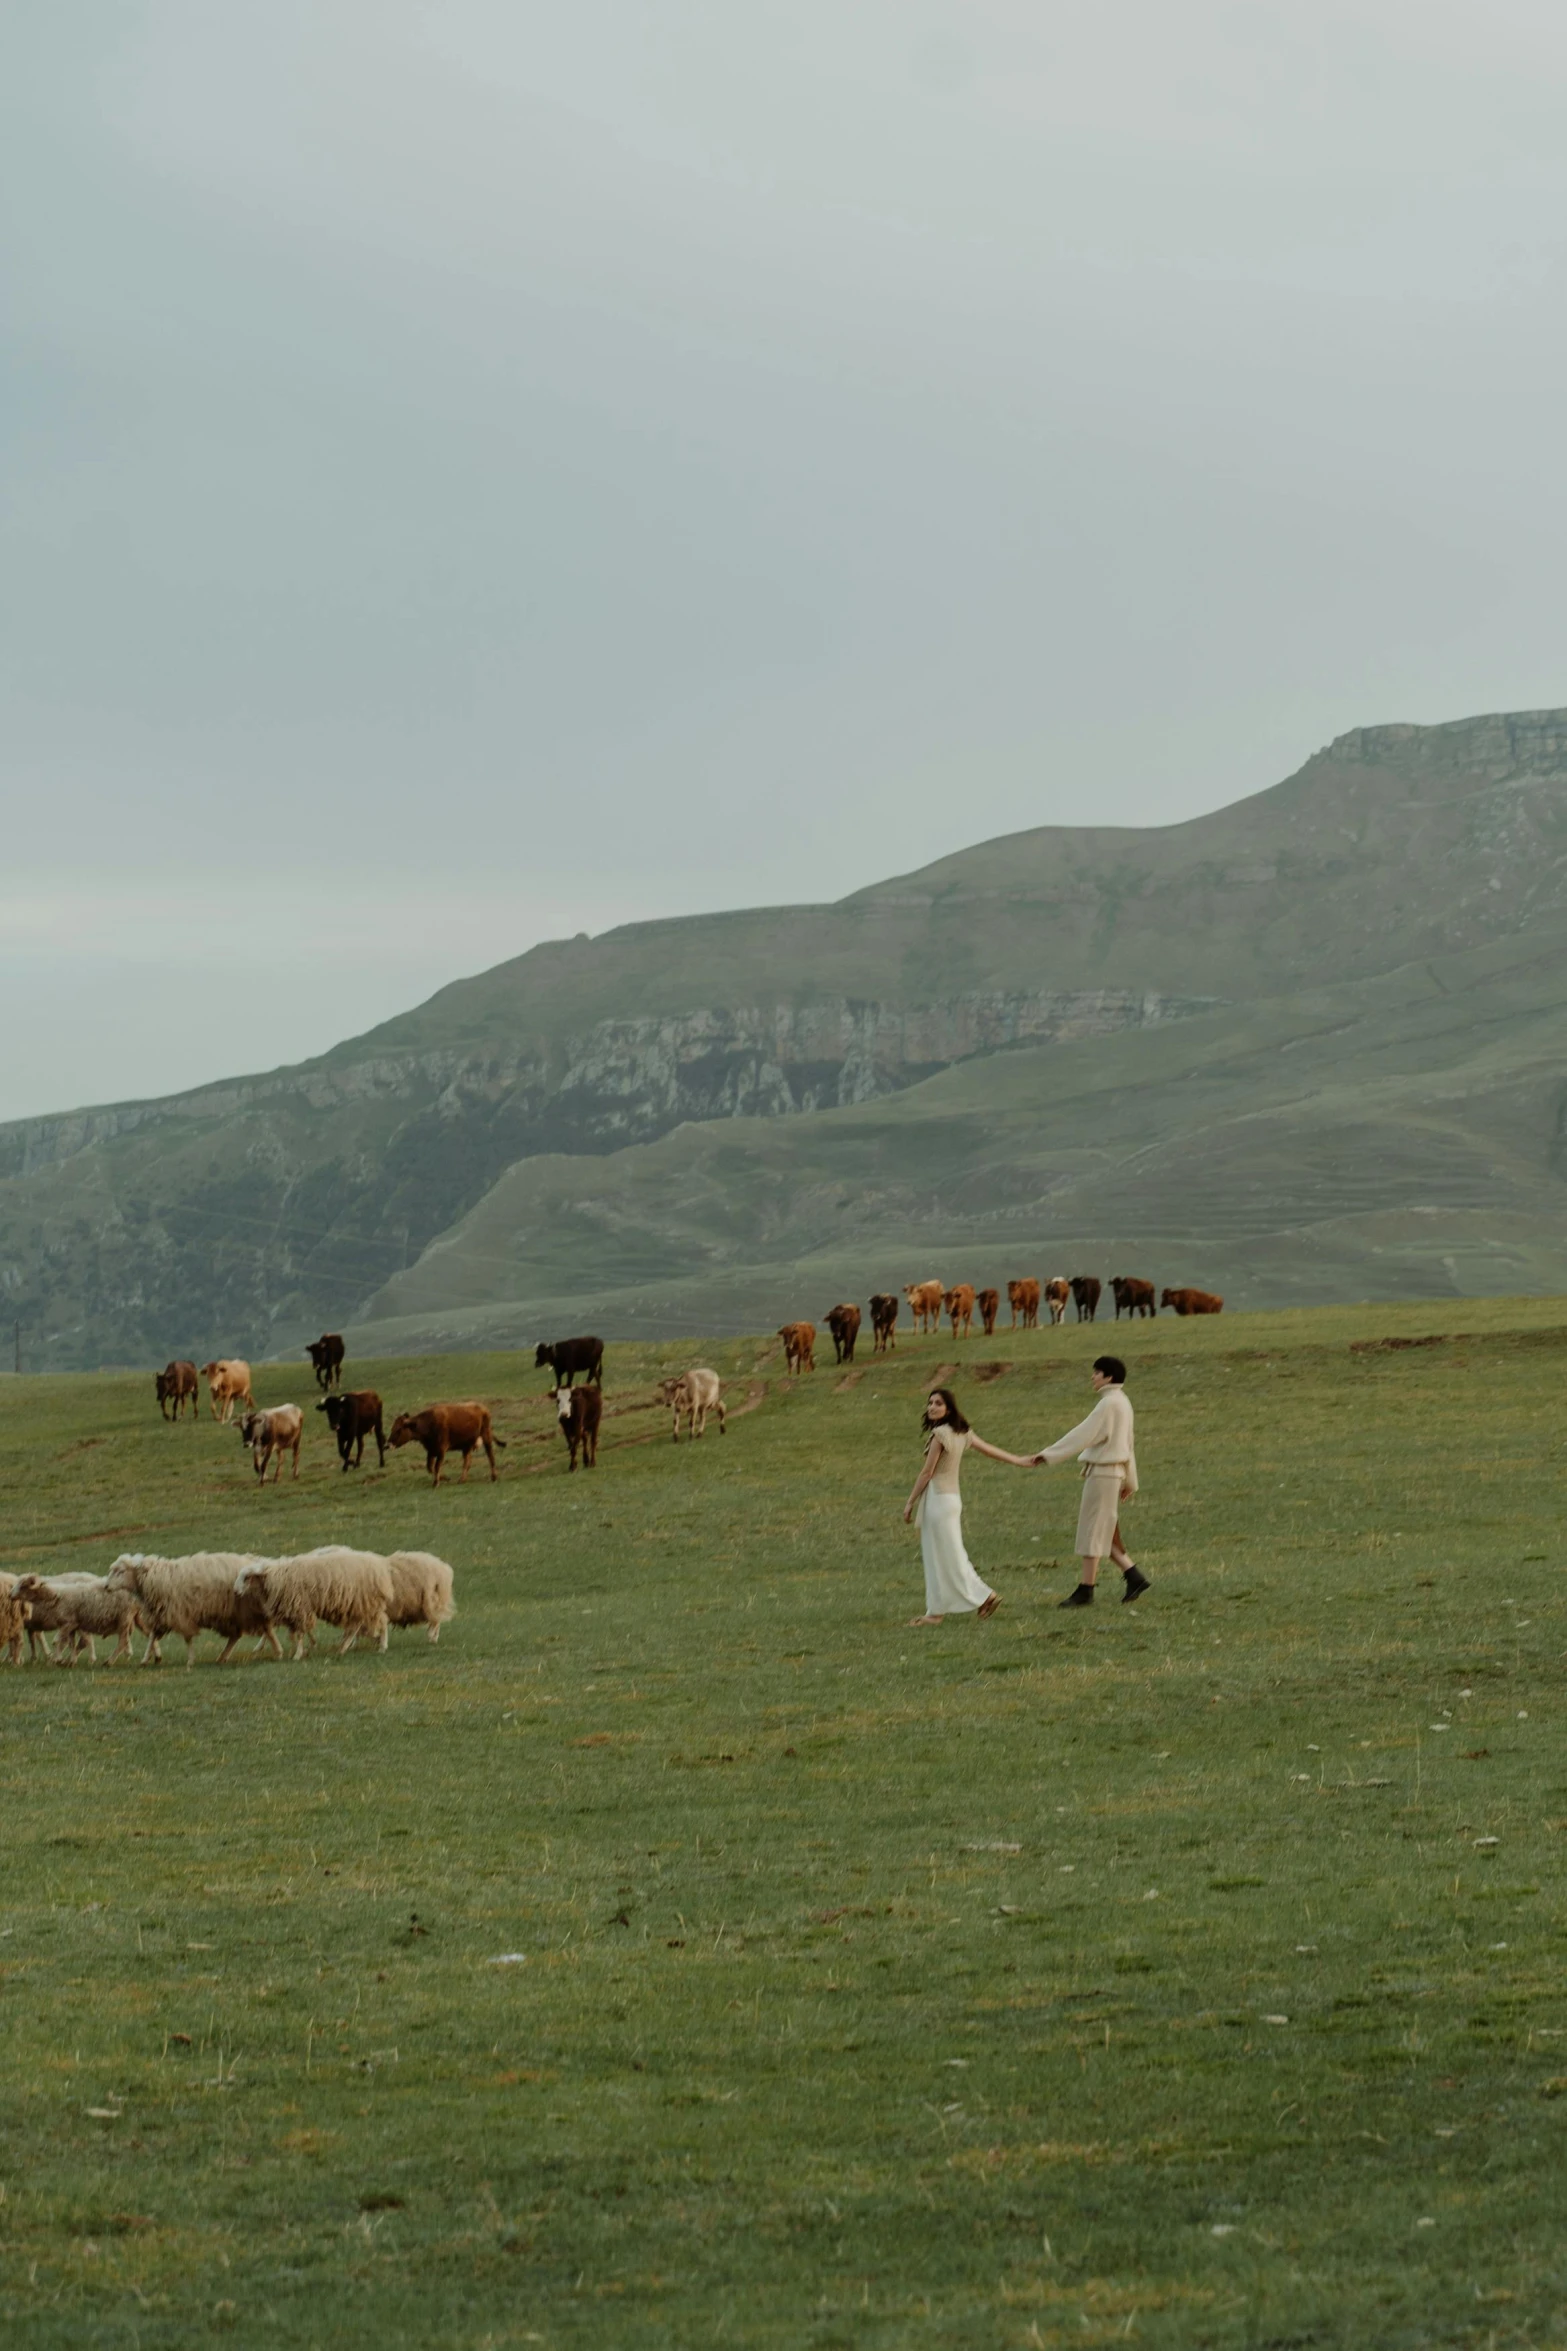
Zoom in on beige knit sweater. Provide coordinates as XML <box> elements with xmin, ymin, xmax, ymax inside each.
<box><xmin>1041</xmin><ymin>1386</ymin><xmax>1137</xmax><ymax>1493</ymax></box>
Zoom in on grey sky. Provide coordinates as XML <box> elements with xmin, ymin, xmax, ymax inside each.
<box><xmin>5</xmin><ymin>2</ymin><xmax>1567</xmax><ymax>1119</ymax></box>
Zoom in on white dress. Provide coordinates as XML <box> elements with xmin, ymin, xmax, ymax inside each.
<box><xmin>917</xmin><ymin>1427</ymin><xmax>996</xmax><ymax>1615</ymax></box>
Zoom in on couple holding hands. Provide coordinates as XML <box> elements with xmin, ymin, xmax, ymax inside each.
<box><xmin>902</xmin><ymin>1355</ymin><xmax>1150</xmax><ymax>1622</ymax></box>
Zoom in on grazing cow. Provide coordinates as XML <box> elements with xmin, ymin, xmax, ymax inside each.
<box><xmin>904</xmin><ymin>1280</ymin><xmax>945</xmax><ymax>1335</ymax></box>
<box><xmin>825</xmin><ymin>1304</ymin><xmax>861</xmax><ymax>1364</ymax></box>
<box><xmin>239</xmin><ymin>1404</ymin><xmax>304</xmax><ymax>1484</ymax></box>
<box><xmin>305</xmin><ymin>1333</ymin><xmax>345</xmax><ymax>1390</ymax></box>
<box><xmin>1111</xmin><ymin>1276</ymin><xmax>1158</xmax><ymax>1320</ymax></box>
<box><xmin>155</xmin><ymin>1360</ymin><xmax>199</xmax><ymax>1421</ymax></box>
<box><xmin>318</xmin><ymin>1389</ymin><xmax>386</xmax><ymax>1470</ymax></box>
<box><xmin>1007</xmin><ymin>1278</ymin><xmax>1041</xmax><ymax>1330</ymax></box>
<box><xmin>1069</xmin><ymin>1276</ymin><xmax>1102</xmax><ymax>1323</ymax></box>
<box><xmin>556</xmin><ymin>1383</ymin><xmax>602</xmax><ymax>1470</ymax></box>
<box><xmin>389</xmin><ymin>1402</ymin><xmax>504</xmax><ymax>1484</ymax></box>
<box><xmin>778</xmin><ymin>1321</ymin><xmax>816</xmax><ymax>1375</ymax></box>
<box><xmin>1043</xmin><ymin>1277</ymin><xmax>1070</xmax><ymax>1326</ymax></box>
<box><xmin>534</xmin><ymin>1335</ymin><xmax>604</xmax><ymax>1390</ymax></box>
<box><xmin>659</xmin><ymin>1368</ymin><xmax>726</xmax><ymax>1441</ymax></box>
<box><xmin>1161</xmin><ymin>1286</ymin><xmax>1224</xmax><ymax>1316</ymax></box>
<box><xmin>200</xmin><ymin>1359</ymin><xmax>254</xmax><ymax>1424</ymax></box>
<box><xmin>869</xmin><ymin>1294</ymin><xmax>899</xmax><ymax>1353</ymax></box>
<box><xmin>944</xmin><ymin>1283</ymin><xmax>976</xmax><ymax>1339</ymax></box>
<box><xmin>976</xmin><ymin>1287</ymin><xmax>1000</xmax><ymax>1337</ymax></box>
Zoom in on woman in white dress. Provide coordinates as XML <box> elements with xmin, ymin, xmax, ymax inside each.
<box><xmin>902</xmin><ymin>1387</ymin><xmax>1032</xmax><ymax>1626</ymax></box>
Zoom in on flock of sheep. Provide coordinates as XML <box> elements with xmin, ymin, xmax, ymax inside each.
<box><xmin>0</xmin><ymin>1545</ymin><xmax>455</xmax><ymax>1669</ymax></box>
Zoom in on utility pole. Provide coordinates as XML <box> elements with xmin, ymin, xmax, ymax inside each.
<box><xmin>13</xmin><ymin>1321</ymin><xmax>19</xmax><ymax>1376</ymax></box>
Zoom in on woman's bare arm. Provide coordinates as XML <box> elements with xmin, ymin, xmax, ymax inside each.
<box><xmin>967</xmin><ymin>1434</ymin><xmax>1034</xmax><ymax>1468</ymax></box>
<box><xmin>903</xmin><ymin>1435</ymin><xmax>944</xmax><ymax>1521</ymax></box>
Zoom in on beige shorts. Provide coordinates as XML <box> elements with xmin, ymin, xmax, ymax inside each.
<box><xmin>1075</xmin><ymin>1466</ymin><xmax>1127</xmax><ymax>1558</ymax></box>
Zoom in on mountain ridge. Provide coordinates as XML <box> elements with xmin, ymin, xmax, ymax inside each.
<box><xmin>6</xmin><ymin>704</ymin><xmax>1567</xmax><ymax>1367</ymax></box>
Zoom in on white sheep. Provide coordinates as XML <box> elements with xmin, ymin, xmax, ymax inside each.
<box><xmin>0</xmin><ymin>1573</ymin><xmax>26</xmax><ymax>1667</ymax></box>
<box><xmin>7</xmin><ymin>1571</ymin><xmax>100</xmax><ymax>1662</ymax></box>
<box><xmin>105</xmin><ymin>1552</ymin><xmax>281</xmax><ymax>1667</ymax></box>
<box><xmin>234</xmin><ymin>1547</ymin><xmax>393</xmax><ymax>1661</ymax></box>
<box><xmin>385</xmin><ymin>1550</ymin><xmax>456</xmax><ymax>1644</ymax></box>
<box><xmin>12</xmin><ymin>1574</ymin><xmax>143</xmax><ymax>1666</ymax></box>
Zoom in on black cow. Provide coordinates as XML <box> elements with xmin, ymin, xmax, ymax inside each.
<box><xmin>317</xmin><ymin>1389</ymin><xmax>386</xmax><ymax>1470</ymax></box>
<box><xmin>556</xmin><ymin>1383</ymin><xmax>602</xmax><ymax>1470</ymax></box>
<box><xmin>535</xmin><ymin>1335</ymin><xmax>604</xmax><ymax>1391</ymax></box>
<box><xmin>306</xmin><ymin>1333</ymin><xmax>346</xmax><ymax>1390</ymax></box>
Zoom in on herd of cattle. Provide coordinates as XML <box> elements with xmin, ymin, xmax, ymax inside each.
<box><xmin>145</xmin><ymin>1275</ymin><xmax>1218</xmax><ymax>1486</ymax></box>
<box><xmin>777</xmin><ymin>1273</ymin><xmax>1222</xmax><ymax>1368</ymax></box>
<box><xmin>146</xmin><ymin>1329</ymin><xmax>727</xmax><ymax>1488</ymax></box>
<box><xmin>0</xmin><ymin>1545</ymin><xmax>456</xmax><ymax>1669</ymax></box>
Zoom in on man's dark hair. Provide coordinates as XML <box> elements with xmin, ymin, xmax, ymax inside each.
<box><xmin>1093</xmin><ymin>1355</ymin><xmax>1127</xmax><ymax>1384</ymax></box>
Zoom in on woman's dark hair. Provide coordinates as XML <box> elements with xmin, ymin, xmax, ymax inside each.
<box><xmin>921</xmin><ymin>1387</ymin><xmax>970</xmax><ymax>1438</ymax></box>
<box><xmin>1093</xmin><ymin>1355</ymin><xmax>1127</xmax><ymax>1384</ymax></box>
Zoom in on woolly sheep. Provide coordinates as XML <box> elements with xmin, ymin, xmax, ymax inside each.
<box><xmin>7</xmin><ymin>1570</ymin><xmax>99</xmax><ymax>1662</ymax></box>
<box><xmin>12</xmin><ymin>1574</ymin><xmax>143</xmax><ymax>1666</ymax></box>
<box><xmin>0</xmin><ymin>1574</ymin><xmax>25</xmax><ymax>1667</ymax></box>
<box><xmin>384</xmin><ymin>1550</ymin><xmax>456</xmax><ymax>1645</ymax></box>
<box><xmin>105</xmin><ymin>1552</ymin><xmax>279</xmax><ymax>1667</ymax></box>
<box><xmin>234</xmin><ymin>1547</ymin><xmax>393</xmax><ymax>1661</ymax></box>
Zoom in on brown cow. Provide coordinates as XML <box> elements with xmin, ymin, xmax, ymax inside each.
<box><xmin>239</xmin><ymin>1404</ymin><xmax>303</xmax><ymax>1484</ymax></box>
<box><xmin>658</xmin><ymin>1368</ymin><xmax>726</xmax><ymax>1442</ymax></box>
<box><xmin>556</xmin><ymin>1383</ymin><xmax>602</xmax><ymax>1469</ymax></box>
<box><xmin>869</xmin><ymin>1293</ymin><xmax>899</xmax><ymax>1353</ymax></box>
<box><xmin>1069</xmin><ymin>1276</ymin><xmax>1101</xmax><ymax>1323</ymax></box>
<box><xmin>825</xmin><ymin>1304</ymin><xmax>861</xmax><ymax>1364</ymax></box>
<box><xmin>306</xmin><ymin>1334</ymin><xmax>345</xmax><ymax>1390</ymax></box>
<box><xmin>389</xmin><ymin>1403</ymin><xmax>505</xmax><ymax>1484</ymax></box>
<box><xmin>1007</xmin><ymin>1278</ymin><xmax>1041</xmax><ymax>1330</ymax></box>
<box><xmin>1161</xmin><ymin>1287</ymin><xmax>1224</xmax><ymax>1316</ymax></box>
<box><xmin>1111</xmin><ymin>1276</ymin><xmax>1157</xmax><ymax>1320</ymax></box>
<box><xmin>200</xmin><ymin>1360</ymin><xmax>255</xmax><ymax>1424</ymax></box>
<box><xmin>155</xmin><ymin>1360</ymin><xmax>199</xmax><ymax>1421</ymax></box>
<box><xmin>778</xmin><ymin>1322</ymin><xmax>816</xmax><ymax>1375</ymax></box>
<box><xmin>1043</xmin><ymin>1278</ymin><xmax>1070</xmax><ymax>1326</ymax></box>
<box><xmin>944</xmin><ymin>1283</ymin><xmax>975</xmax><ymax>1339</ymax></box>
<box><xmin>976</xmin><ymin>1287</ymin><xmax>1000</xmax><ymax>1336</ymax></box>
<box><xmin>904</xmin><ymin>1280</ymin><xmax>945</xmax><ymax>1335</ymax></box>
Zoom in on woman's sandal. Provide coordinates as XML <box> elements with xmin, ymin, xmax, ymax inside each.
<box><xmin>977</xmin><ymin>1594</ymin><xmax>1000</xmax><ymax>1618</ymax></box>
<box><xmin>908</xmin><ymin>1613</ymin><xmax>944</xmax><ymax>1627</ymax></box>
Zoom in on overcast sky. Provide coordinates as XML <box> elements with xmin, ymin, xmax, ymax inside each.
<box><xmin>6</xmin><ymin>1</ymin><xmax>1567</xmax><ymax>1120</ymax></box>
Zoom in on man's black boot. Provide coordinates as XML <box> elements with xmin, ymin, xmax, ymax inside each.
<box><xmin>1058</xmin><ymin>1583</ymin><xmax>1095</xmax><ymax>1608</ymax></box>
<box><xmin>1121</xmin><ymin>1565</ymin><xmax>1151</xmax><ymax>1604</ymax></box>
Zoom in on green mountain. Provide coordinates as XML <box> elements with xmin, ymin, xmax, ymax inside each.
<box><xmin>7</xmin><ymin>707</ymin><xmax>1567</xmax><ymax>1367</ymax></box>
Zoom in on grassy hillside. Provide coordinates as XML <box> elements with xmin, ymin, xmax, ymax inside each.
<box><xmin>351</xmin><ymin>921</ymin><xmax>1567</xmax><ymax>1350</ymax></box>
<box><xmin>6</xmin><ymin>706</ymin><xmax>1567</xmax><ymax>1365</ymax></box>
<box><xmin>3</xmin><ymin>1297</ymin><xmax>1566</xmax><ymax>2346</ymax></box>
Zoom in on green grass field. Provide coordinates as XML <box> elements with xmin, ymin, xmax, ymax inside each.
<box><xmin>2</xmin><ymin>1299</ymin><xmax>1565</xmax><ymax>2348</ymax></box>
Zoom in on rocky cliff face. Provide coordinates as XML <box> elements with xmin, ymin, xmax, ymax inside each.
<box><xmin>1</xmin><ymin>987</ymin><xmax>1208</xmax><ymax>1175</ymax></box>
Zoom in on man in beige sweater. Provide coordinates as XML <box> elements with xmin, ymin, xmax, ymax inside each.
<box><xmin>1033</xmin><ymin>1353</ymin><xmax>1149</xmax><ymax>1607</ymax></box>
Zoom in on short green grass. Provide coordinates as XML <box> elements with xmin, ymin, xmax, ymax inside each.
<box><xmin>2</xmin><ymin>1298</ymin><xmax>1566</xmax><ymax>2348</ymax></box>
